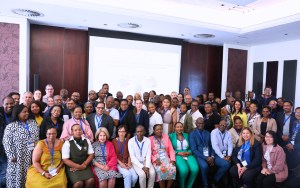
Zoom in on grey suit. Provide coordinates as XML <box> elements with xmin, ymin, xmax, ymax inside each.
<box><xmin>86</xmin><ymin>113</ymin><xmax>114</xmax><ymax>140</ymax></box>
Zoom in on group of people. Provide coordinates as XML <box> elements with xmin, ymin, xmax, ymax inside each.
<box><xmin>0</xmin><ymin>83</ymin><xmax>300</xmax><ymax>188</ymax></box>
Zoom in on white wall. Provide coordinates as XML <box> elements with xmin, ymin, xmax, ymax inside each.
<box><xmin>0</xmin><ymin>16</ymin><xmax>30</xmax><ymax>102</ymax></box>
<box><xmin>250</xmin><ymin>39</ymin><xmax>300</xmax><ymax>108</ymax></box>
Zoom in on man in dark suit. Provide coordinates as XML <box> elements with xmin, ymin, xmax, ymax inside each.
<box><xmin>102</xmin><ymin>83</ymin><xmax>112</xmax><ymax>99</ymax></box>
<box><xmin>276</xmin><ymin>100</ymin><xmax>296</xmax><ymax>147</ymax></box>
<box><xmin>119</xmin><ymin>99</ymin><xmax>135</xmax><ymax>139</ymax></box>
<box><xmin>220</xmin><ymin>91</ymin><xmax>231</xmax><ymax>108</ymax></box>
<box><xmin>86</xmin><ymin>101</ymin><xmax>114</xmax><ymax>140</ymax></box>
<box><xmin>70</xmin><ymin>92</ymin><xmax>84</xmax><ymax>111</ymax></box>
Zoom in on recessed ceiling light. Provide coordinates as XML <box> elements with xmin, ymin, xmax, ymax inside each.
<box><xmin>285</xmin><ymin>34</ymin><xmax>288</xmax><ymax>35</ymax></box>
<box><xmin>11</xmin><ymin>9</ymin><xmax>44</xmax><ymax>17</ymax></box>
<box><xmin>194</xmin><ymin>34</ymin><xmax>215</xmax><ymax>39</ymax></box>
<box><xmin>118</xmin><ymin>23</ymin><xmax>141</xmax><ymax>29</ymax></box>
<box><xmin>221</xmin><ymin>4</ymin><xmax>225</xmax><ymax>6</ymax></box>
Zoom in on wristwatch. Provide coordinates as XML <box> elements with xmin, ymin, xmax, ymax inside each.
<box><xmin>41</xmin><ymin>171</ymin><xmax>46</xmax><ymax>176</ymax></box>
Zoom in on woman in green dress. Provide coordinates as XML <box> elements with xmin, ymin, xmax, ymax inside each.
<box><xmin>62</xmin><ymin>124</ymin><xmax>95</xmax><ymax>188</ymax></box>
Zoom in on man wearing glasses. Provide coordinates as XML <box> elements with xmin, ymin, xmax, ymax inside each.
<box><xmin>257</xmin><ymin>86</ymin><xmax>277</xmax><ymax>113</ymax></box>
<box><xmin>87</xmin><ymin>90</ymin><xmax>97</xmax><ymax>113</ymax></box>
<box><xmin>70</xmin><ymin>92</ymin><xmax>84</xmax><ymax>111</ymax></box>
<box><xmin>185</xmin><ymin>94</ymin><xmax>193</xmax><ymax>111</ymax></box>
<box><xmin>269</xmin><ymin>100</ymin><xmax>278</xmax><ymax>120</ymax></box>
<box><xmin>42</xmin><ymin>84</ymin><xmax>54</xmax><ymax>103</ymax></box>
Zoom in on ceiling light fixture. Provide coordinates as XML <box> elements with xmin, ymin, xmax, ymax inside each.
<box><xmin>11</xmin><ymin>9</ymin><xmax>44</xmax><ymax>17</ymax></box>
<box><xmin>118</xmin><ymin>23</ymin><xmax>141</xmax><ymax>29</ymax></box>
<box><xmin>194</xmin><ymin>34</ymin><xmax>215</xmax><ymax>39</ymax></box>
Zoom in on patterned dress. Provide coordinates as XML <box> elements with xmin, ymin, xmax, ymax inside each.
<box><xmin>26</xmin><ymin>140</ymin><xmax>67</xmax><ymax>188</ymax></box>
<box><xmin>247</xmin><ymin>113</ymin><xmax>260</xmax><ymax>130</ymax></box>
<box><xmin>152</xmin><ymin>137</ymin><xmax>176</xmax><ymax>182</ymax></box>
<box><xmin>3</xmin><ymin>120</ymin><xmax>39</xmax><ymax>188</ymax></box>
<box><xmin>92</xmin><ymin>142</ymin><xmax>122</xmax><ymax>182</ymax></box>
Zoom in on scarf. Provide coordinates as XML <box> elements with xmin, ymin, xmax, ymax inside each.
<box><xmin>74</xmin><ymin>137</ymin><xmax>83</xmax><ymax>147</ymax></box>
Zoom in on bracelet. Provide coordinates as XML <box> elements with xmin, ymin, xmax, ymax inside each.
<box><xmin>41</xmin><ymin>171</ymin><xmax>46</xmax><ymax>176</ymax></box>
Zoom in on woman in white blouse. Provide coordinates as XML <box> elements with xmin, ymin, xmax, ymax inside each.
<box><xmin>148</xmin><ymin>102</ymin><xmax>163</xmax><ymax>135</ymax></box>
<box><xmin>247</xmin><ymin>103</ymin><xmax>260</xmax><ymax>130</ymax></box>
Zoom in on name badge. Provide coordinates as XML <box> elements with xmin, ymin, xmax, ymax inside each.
<box><xmin>291</xmin><ymin>141</ymin><xmax>295</xmax><ymax>145</ymax></box>
<box><xmin>183</xmin><ymin>157</ymin><xmax>188</xmax><ymax>160</ymax></box>
<box><xmin>203</xmin><ymin>146</ymin><xmax>209</xmax><ymax>157</ymax></box>
<box><xmin>48</xmin><ymin>165</ymin><xmax>57</xmax><ymax>176</ymax></box>
<box><xmin>140</xmin><ymin>161</ymin><xmax>143</xmax><ymax>164</ymax></box>
<box><xmin>159</xmin><ymin>149</ymin><xmax>166</xmax><ymax>159</ymax></box>
<box><xmin>222</xmin><ymin>150</ymin><xmax>227</xmax><ymax>156</ymax></box>
<box><xmin>27</xmin><ymin>142</ymin><xmax>35</xmax><ymax>151</ymax></box>
<box><xmin>63</xmin><ymin>115</ymin><xmax>69</xmax><ymax>122</ymax></box>
<box><xmin>242</xmin><ymin>160</ymin><xmax>248</xmax><ymax>167</ymax></box>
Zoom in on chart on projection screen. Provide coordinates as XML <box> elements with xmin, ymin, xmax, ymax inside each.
<box><xmin>88</xmin><ymin>36</ymin><xmax>182</xmax><ymax>97</ymax></box>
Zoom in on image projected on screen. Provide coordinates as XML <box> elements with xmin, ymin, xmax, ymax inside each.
<box><xmin>88</xmin><ymin>36</ymin><xmax>182</xmax><ymax>97</ymax></box>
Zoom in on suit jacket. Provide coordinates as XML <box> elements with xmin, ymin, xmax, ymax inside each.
<box><xmin>136</xmin><ymin>109</ymin><xmax>149</xmax><ymax>136</ymax></box>
<box><xmin>256</xmin><ymin>95</ymin><xmax>277</xmax><ymax>113</ymax></box>
<box><xmin>169</xmin><ymin>132</ymin><xmax>192</xmax><ymax>154</ymax></box>
<box><xmin>182</xmin><ymin>113</ymin><xmax>193</xmax><ymax>134</ymax></box>
<box><xmin>276</xmin><ymin>111</ymin><xmax>296</xmax><ymax>145</ymax></box>
<box><xmin>253</xmin><ymin>116</ymin><xmax>277</xmax><ymax>141</ymax></box>
<box><xmin>288</xmin><ymin>120</ymin><xmax>300</xmax><ymax>152</ymax></box>
<box><xmin>86</xmin><ymin>113</ymin><xmax>114</xmax><ymax>140</ymax></box>
<box><xmin>189</xmin><ymin>129</ymin><xmax>215</xmax><ymax>160</ymax></box>
<box><xmin>119</xmin><ymin>109</ymin><xmax>135</xmax><ymax>136</ymax></box>
<box><xmin>232</xmin><ymin>140</ymin><xmax>262</xmax><ymax>172</ymax></box>
<box><xmin>107</xmin><ymin>92</ymin><xmax>113</xmax><ymax>97</ymax></box>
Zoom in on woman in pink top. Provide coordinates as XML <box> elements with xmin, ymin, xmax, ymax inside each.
<box><xmin>257</xmin><ymin>130</ymin><xmax>288</xmax><ymax>188</ymax></box>
<box><xmin>149</xmin><ymin>124</ymin><xmax>176</xmax><ymax>188</ymax></box>
<box><xmin>60</xmin><ymin>106</ymin><xmax>94</xmax><ymax>143</ymax></box>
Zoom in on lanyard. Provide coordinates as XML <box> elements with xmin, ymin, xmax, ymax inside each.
<box><xmin>198</xmin><ymin>104</ymin><xmax>202</xmax><ymax>108</ymax></box>
<box><xmin>177</xmin><ymin>133</ymin><xmax>184</xmax><ymax>151</ymax></box>
<box><xmin>293</xmin><ymin>123</ymin><xmax>300</xmax><ymax>133</ymax></box>
<box><xmin>95</xmin><ymin>114</ymin><xmax>103</xmax><ymax>128</ymax></box>
<box><xmin>197</xmin><ymin>130</ymin><xmax>206</xmax><ymax>147</ymax></box>
<box><xmin>100</xmin><ymin>142</ymin><xmax>106</xmax><ymax>162</ymax></box>
<box><xmin>52</xmin><ymin>122</ymin><xmax>58</xmax><ymax>129</ymax></box>
<box><xmin>264</xmin><ymin>95</ymin><xmax>268</xmax><ymax>104</ymax></box>
<box><xmin>156</xmin><ymin>106</ymin><xmax>160</xmax><ymax>111</ymax></box>
<box><xmin>272</xmin><ymin>112</ymin><xmax>276</xmax><ymax>118</ymax></box>
<box><xmin>135</xmin><ymin>113</ymin><xmax>140</xmax><ymax>125</ymax></box>
<box><xmin>204</xmin><ymin>113</ymin><xmax>211</xmax><ymax>121</ymax></box>
<box><xmin>284</xmin><ymin>114</ymin><xmax>291</xmax><ymax>126</ymax></box>
<box><xmin>179</xmin><ymin>112</ymin><xmax>186</xmax><ymax>120</ymax></box>
<box><xmin>120</xmin><ymin>109</ymin><xmax>128</xmax><ymax>123</ymax></box>
<box><xmin>20</xmin><ymin>121</ymin><xmax>31</xmax><ymax>138</ymax></box>
<box><xmin>135</xmin><ymin>137</ymin><xmax>144</xmax><ymax>157</ymax></box>
<box><xmin>219</xmin><ymin>131</ymin><xmax>226</xmax><ymax>146</ymax></box>
<box><xmin>163</xmin><ymin>107</ymin><xmax>169</xmax><ymax>118</ymax></box>
<box><xmin>4</xmin><ymin>112</ymin><xmax>11</xmax><ymax>124</ymax></box>
<box><xmin>73</xmin><ymin>117</ymin><xmax>86</xmax><ymax>136</ymax></box>
<box><xmin>118</xmin><ymin>138</ymin><xmax>125</xmax><ymax>162</ymax></box>
<box><xmin>46</xmin><ymin>139</ymin><xmax>55</xmax><ymax>165</ymax></box>
<box><xmin>234</xmin><ymin>128</ymin><xmax>240</xmax><ymax>136</ymax></box>
<box><xmin>248</xmin><ymin>112</ymin><xmax>257</xmax><ymax>122</ymax></box>
<box><xmin>154</xmin><ymin>135</ymin><xmax>162</xmax><ymax>149</ymax></box>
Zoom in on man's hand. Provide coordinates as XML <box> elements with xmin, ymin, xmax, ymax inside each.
<box><xmin>155</xmin><ymin>159</ymin><xmax>161</xmax><ymax>166</ymax></box>
<box><xmin>142</xmin><ymin>167</ymin><xmax>149</xmax><ymax>178</ymax></box>
<box><xmin>11</xmin><ymin>158</ymin><xmax>17</xmax><ymax>163</ymax></box>
<box><xmin>170</xmin><ymin>161</ymin><xmax>175</xmax><ymax>166</ymax></box>
<box><xmin>282</xmin><ymin>135</ymin><xmax>289</xmax><ymax>142</ymax></box>
<box><xmin>286</xmin><ymin>144</ymin><xmax>294</xmax><ymax>153</ymax></box>
<box><xmin>206</xmin><ymin>157</ymin><xmax>214</xmax><ymax>166</ymax></box>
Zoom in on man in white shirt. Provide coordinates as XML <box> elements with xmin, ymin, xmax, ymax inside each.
<box><xmin>187</xmin><ymin>100</ymin><xmax>203</xmax><ymax>128</ymax></box>
<box><xmin>42</xmin><ymin>84</ymin><xmax>54</xmax><ymax>103</ymax></box>
<box><xmin>103</xmin><ymin>96</ymin><xmax>119</xmax><ymax>140</ymax></box>
<box><xmin>128</xmin><ymin>126</ymin><xmax>155</xmax><ymax>188</ymax></box>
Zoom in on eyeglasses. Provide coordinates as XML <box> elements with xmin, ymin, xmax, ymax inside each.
<box><xmin>120</xmin><ymin>104</ymin><xmax>128</xmax><ymax>106</ymax></box>
<box><xmin>72</xmin><ymin>95</ymin><xmax>80</xmax><ymax>97</ymax></box>
<box><xmin>295</xmin><ymin>112</ymin><xmax>300</xmax><ymax>115</ymax></box>
<box><xmin>89</xmin><ymin>93</ymin><xmax>97</xmax><ymax>95</ymax></box>
<box><xmin>269</xmin><ymin>104</ymin><xmax>276</xmax><ymax>106</ymax></box>
<box><xmin>46</xmin><ymin>89</ymin><xmax>54</xmax><ymax>91</ymax></box>
<box><xmin>118</xmin><ymin>131</ymin><xmax>126</xmax><ymax>133</ymax></box>
<box><xmin>185</xmin><ymin>98</ymin><xmax>192</xmax><ymax>100</ymax></box>
<box><xmin>265</xmin><ymin>90</ymin><xmax>271</xmax><ymax>92</ymax></box>
<box><xmin>55</xmin><ymin>99</ymin><xmax>63</xmax><ymax>101</ymax></box>
<box><xmin>249</xmin><ymin>107</ymin><xmax>257</xmax><ymax>109</ymax></box>
<box><xmin>219</xmin><ymin>124</ymin><xmax>227</xmax><ymax>127</ymax></box>
<box><xmin>96</xmin><ymin>107</ymin><xmax>105</xmax><ymax>110</ymax></box>
<box><xmin>191</xmin><ymin>104</ymin><xmax>198</xmax><ymax>107</ymax></box>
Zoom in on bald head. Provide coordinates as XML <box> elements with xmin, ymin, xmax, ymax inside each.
<box><xmin>227</xmin><ymin>97</ymin><xmax>234</xmax><ymax>107</ymax></box>
<box><xmin>53</xmin><ymin>95</ymin><xmax>63</xmax><ymax>105</ymax></box>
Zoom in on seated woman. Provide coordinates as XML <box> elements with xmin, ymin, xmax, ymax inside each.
<box><xmin>228</xmin><ymin>116</ymin><xmax>243</xmax><ymax>147</ymax></box>
<box><xmin>28</xmin><ymin>100</ymin><xmax>44</xmax><ymax>127</ymax></box>
<box><xmin>112</xmin><ymin>125</ymin><xmax>138</xmax><ymax>188</ymax></box>
<box><xmin>169</xmin><ymin>122</ymin><xmax>199</xmax><ymax>188</ymax></box>
<box><xmin>257</xmin><ymin>131</ymin><xmax>288</xmax><ymax>188</ymax></box>
<box><xmin>149</xmin><ymin>124</ymin><xmax>176</xmax><ymax>188</ymax></box>
<box><xmin>40</xmin><ymin>105</ymin><xmax>64</xmax><ymax>140</ymax></box>
<box><xmin>26</xmin><ymin>126</ymin><xmax>67</xmax><ymax>188</ymax></box>
<box><xmin>230</xmin><ymin>127</ymin><xmax>262</xmax><ymax>188</ymax></box>
<box><xmin>60</xmin><ymin>106</ymin><xmax>94</xmax><ymax>143</ymax></box>
<box><xmin>178</xmin><ymin>103</ymin><xmax>193</xmax><ymax>134</ymax></box>
<box><xmin>62</xmin><ymin>124</ymin><xmax>95</xmax><ymax>188</ymax></box>
<box><xmin>92</xmin><ymin>127</ymin><xmax>122</xmax><ymax>188</ymax></box>
<box><xmin>247</xmin><ymin>103</ymin><xmax>260</xmax><ymax>130</ymax></box>
<box><xmin>253</xmin><ymin>106</ymin><xmax>277</xmax><ymax>143</ymax></box>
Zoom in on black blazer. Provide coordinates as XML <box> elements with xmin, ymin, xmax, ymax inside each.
<box><xmin>136</xmin><ymin>109</ymin><xmax>149</xmax><ymax>136</ymax></box>
<box><xmin>119</xmin><ymin>109</ymin><xmax>135</xmax><ymax>136</ymax></box>
<box><xmin>276</xmin><ymin>111</ymin><xmax>296</xmax><ymax>145</ymax></box>
<box><xmin>233</xmin><ymin>139</ymin><xmax>262</xmax><ymax>172</ymax></box>
<box><xmin>107</xmin><ymin>92</ymin><xmax>113</xmax><ymax>97</ymax></box>
<box><xmin>86</xmin><ymin>113</ymin><xmax>114</xmax><ymax>140</ymax></box>
<box><xmin>39</xmin><ymin>117</ymin><xmax>64</xmax><ymax>140</ymax></box>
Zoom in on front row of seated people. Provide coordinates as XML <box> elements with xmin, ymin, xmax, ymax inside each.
<box><xmin>3</xmin><ymin>104</ymin><xmax>300</xmax><ymax>188</ymax></box>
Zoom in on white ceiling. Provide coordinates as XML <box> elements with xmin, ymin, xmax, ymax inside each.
<box><xmin>1</xmin><ymin>0</ymin><xmax>300</xmax><ymax>46</ymax></box>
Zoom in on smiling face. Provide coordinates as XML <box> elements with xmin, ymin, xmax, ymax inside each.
<box><xmin>204</xmin><ymin>103</ymin><xmax>212</xmax><ymax>113</ymax></box>
<box><xmin>234</xmin><ymin>101</ymin><xmax>241</xmax><ymax>111</ymax></box>
<box><xmin>283</xmin><ymin>102</ymin><xmax>293</xmax><ymax>113</ymax></box>
<box><xmin>60</xmin><ymin>89</ymin><xmax>68</xmax><ymax>98</ymax></box>
<box><xmin>262</xmin><ymin>107</ymin><xmax>270</xmax><ymax>118</ymax></box>
<box><xmin>88</xmin><ymin>90</ymin><xmax>97</xmax><ymax>100</ymax></box>
<box><xmin>295</xmin><ymin>109</ymin><xmax>300</xmax><ymax>120</ymax></box>
<box><xmin>46</xmin><ymin>128</ymin><xmax>57</xmax><ymax>142</ymax></box>
<box><xmin>102</xmin><ymin>85</ymin><xmax>109</xmax><ymax>94</ymax></box>
<box><xmin>162</xmin><ymin>99</ymin><xmax>171</xmax><ymax>109</ymax></box>
<box><xmin>96</xmin><ymin>103</ymin><xmax>105</xmax><ymax>116</ymax></box>
<box><xmin>114</xmin><ymin>100</ymin><xmax>120</xmax><ymax>110</ymax></box>
<box><xmin>191</xmin><ymin>101</ymin><xmax>198</xmax><ymax>111</ymax></box>
<box><xmin>135</xmin><ymin>100</ymin><xmax>143</xmax><ymax>110</ymax></box>
<box><xmin>98</xmin><ymin>131</ymin><xmax>107</xmax><ymax>143</ymax></box>
<box><xmin>117</xmin><ymin>92</ymin><xmax>123</xmax><ymax>100</ymax></box>
<box><xmin>185</xmin><ymin>95</ymin><xmax>192</xmax><ymax>105</ymax></box>
<box><xmin>184</xmin><ymin>88</ymin><xmax>190</xmax><ymax>96</ymax></box>
<box><xmin>249</xmin><ymin>103</ymin><xmax>257</xmax><ymax>114</ymax></box>
<box><xmin>196</xmin><ymin>118</ymin><xmax>205</xmax><ymax>131</ymax></box>
<box><xmin>84</xmin><ymin>103</ymin><xmax>93</xmax><ymax>114</ymax></box>
<box><xmin>118</xmin><ymin>127</ymin><xmax>126</xmax><ymax>139</ymax></box>
<box><xmin>148</xmin><ymin>103</ymin><xmax>156</xmax><ymax>114</ymax></box>
<box><xmin>34</xmin><ymin>90</ymin><xmax>42</xmax><ymax>101</ymax></box>
<box><xmin>219</xmin><ymin>120</ymin><xmax>227</xmax><ymax>133</ymax></box>
<box><xmin>47</xmin><ymin>97</ymin><xmax>54</xmax><ymax>108</ymax></box>
<box><xmin>18</xmin><ymin>107</ymin><xmax>29</xmax><ymax>122</ymax></box>
<box><xmin>265</xmin><ymin>132</ymin><xmax>274</xmax><ymax>146</ymax></box>
<box><xmin>73</xmin><ymin>107</ymin><xmax>82</xmax><ymax>119</ymax></box>
<box><xmin>45</xmin><ymin>86</ymin><xmax>54</xmax><ymax>96</ymax></box>
<box><xmin>269</xmin><ymin>100</ymin><xmax>277</xmax><ymax>111</ymax></box>
<box><xmin>126</xmin><ymin>96</ymin><xmax>133</xmax><ymax>106</ymax></box>
<box><xmin>51</xmin><ymin>106</ymin><xmax>61</xmax><ymax>118</ymax></box>
<box><xmin>120</xmin><ymin>100</ymin><xmax>128</xmax><ymax>111</ymax></box>
<box><xmin>177</xmin><ymin>94</ymin><xmax>183</xmax><ymax>102</ymax></box>
<box><xmin>98</xmin><ymin>89</ymin><xmax>106</xmax><ymax>100</ymax></box>
<box><xmin>153</xmin><ymin>125</ymin><xmax>163</xmax><ymax>137</ymax></box>
<box><xmin>3</xmin><ymin>98</ymin><xmax>14</xmax><ymax>114</ymax></box>
<box><xmin>264</xmin><ymin>87</ymin><xmax>272</xmax><ymax>96</ymax></box>
<box><xmin>12</xmin><ymin>94</ymin><xmax>20</xmax><ymax>105</ymax></box>
<box><xmin>175</xmin><ymin>122</ymin><xmax>184</xmax><ymax>134</ymax></box>
<box><xmin>242</xmin><ymin>129</ymin><xmax>251</xmax><ymax>142</ymax></box>
<box><xmin>31</xmin><ymin>103</ymin><xmax>40</xmax><ymax>115</ymax></box>
<box><xmin>172</xmin><ymin>99</ymin><xmax>178</xmax><ymax>108</ymax></box>
<box><xmin>106</xmin><ymin>96</ymin><xmax>114</xmax><ymax>109</ymax></box>
<box><xmin>23</xmin><ymin>93</ymin><xmax>33</xmax><ymax>106</ymax></box>
<box><xmin>67</xmin><ymin>100</ymin><xmax>75</xmax><ymax>110</ymax></box>
<box><xmin>71</xmin><ymin>125</ymin><xmax>83</xmax><ymax>138</ymax></box>
<box><xmin>143</xmin><ymin>92</ymin><xmax>149</xmax><ymax>102</ymax></box>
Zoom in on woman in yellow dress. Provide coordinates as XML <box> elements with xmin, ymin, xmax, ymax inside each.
<box><xmin>26</xmin><ymin>126</ymin><xmax>67</xmax><ymax>188</ymax></box>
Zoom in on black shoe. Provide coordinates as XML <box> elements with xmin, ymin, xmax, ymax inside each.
<box><xmin>211</xmin><ymin>183</ymin><xmax>217</xmax><ymax>188</ymax></box>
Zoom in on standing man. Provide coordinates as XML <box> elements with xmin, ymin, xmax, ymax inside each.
<box><xmin>225</xmin><ymin>97</ymin><xmax>235</xmax><ymax>114</ymax></box>
<box><xmin>184</xmin><ymin>87</ymin><xmax>190</xmax><ymax>98</ymax></box>
<box><xmin>22</xmin><ymin>92</ymin><xmax>33</xmax><ymax>107</ymax></box>
<box><xmin>189</xmin><ymin>118</ymin><xmax>230</xmax><ymax>188</ymax></box>
<box><xmin>116</xmin><ymin>91</ymin><xmax>123</xmax><ymax>101</ymax></box>
<box><xmin>42</xmin><ymin>84</ymin><xmax>54</xmax><ymax>103</ymax></box>
<box><xmin>60</xmin><ymin>88</ymin><xmax>68</xmax><ymax>105</ymax></box>
<box><xmin>128</xmin><ymin>126</ymin><xmax>155</xmax><ymax>188</ymax></box>
<box><xmin>245</xmin><ymin>101</ymin><xmax>251</xmax><ymax>114</ymax></box>
<box><xmin>220</xmin><ymin>91</ymin><xmax>231</xmax><ymax>108</ymax></box>
<box><xmin>277</xmin><ymin>98</ymin><xmax>285</xmax><ymax>113</ymax></box>
<box><xmin>8</xmin><ymin>92</ymin><xmax>20</xmax><ymax>105</ymax></box>
<box><xmin>43</xmin><ymin>95</ymin><xmax>72</xmax><ymax>121</ymax></box>
<box><xmin>269</xmin><ymin>100</ymin><xmax>278</xmax><ymax>119</ymax></box>
<box><xmin>248</xmin><ymin>91</ymin><xmax>255</xmax><ymax>101</ymax></box>
<box><xmin>205</xmin><ymin>92</ymin><xmax>215</xmax><ymax>104</ymax></box>
<box><xmin>142</xmin><ymin>92</ymin><xmax>150</xmax><ymax>111</ymax></box>
<box><xmin>119</xmin><ymin>99</ymin><xmax>135</xmax><ymax>140</ymax></box>
<box><xmin>202</xmin><ymin>94</ymin><xmax>208</xmax><ymax>103</ymax></box>
<box><xmin>127</xmin><ymin>95</ymin><xmax>135</xmax><ymax>112</ymax></box>
<box><xmin>87</xmin><ymin>90</ymin><xmax>97</xmax><ymax>113</ymax></box>
<box><xmin>70</xmin><ymin>92</ymin><xmax>84</xmax><ymax>110</ymax></box>
<box><xmin>103</xmin><ymin>96</ymin><xmax>120</xmax><ymax>140</ymax></box>
<box><xmin>256</xmin><ymin>86</ymin><xmax>277</xmax><ymax>113</ymax></box>
<box><xmin>102</xmin><ymin>83</ymin><xmax>112</xmax><ymax>99</ymax></box>
<box><xmin>276</xmin><ymin>100</ymin><xmax>296</xmax><ymax>147</ymax></box>
<box><xmin>185</xmin><ymin>95</ymin><xmax>193</xmax><ymax>111</ymax></box>
<box><xmin>96</xmin><ymin>89</ymin><xmax>106</xmax><ymax>103</ymax></box>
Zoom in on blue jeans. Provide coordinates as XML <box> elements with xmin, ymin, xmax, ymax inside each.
<box><xmin>0</xmin><ymin>154</ymin><xmax>7</xmax><ymax>188</ymax></box>
<box><xmin>117</xmin><ymin>164</ymin><xmax>138</xmax><ymax>188</ymax></box>
<box><xmin>196</xmin><ymin>156</ymin><xmax>231</xmax><ymax>186</ymax></box>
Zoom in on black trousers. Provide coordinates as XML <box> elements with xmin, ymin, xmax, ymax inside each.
<box><xmin>230</xmin><ymin>165</ymin><xmax>259</xmax><ymax>188</ymax></box>
<box><xmin>257</xmin><ymin>173</ymin><xmax>276</xmax><ymax>188</ymax></box>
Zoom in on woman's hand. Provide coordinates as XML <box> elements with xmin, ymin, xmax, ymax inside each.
<box><xmin>70</xmin><ymin>168</ymin><xmax>78</xmax><ymax>172</ymax></box>
<box><xmin>11</xmin><ymin>158</ymin><xmax>17</xmax><ymax>163</ymax></box>
<box><xmin>78</xmin><ymin>163</ymin><xmax>87</xmax><ymax>170</ymax></box>
<box><xmin>103</xmin><ymin>165</ymin><xmax>110</xmax><ymax>171</ymax></box>
<box><xmin>155</xmin><ymin>159</ymin><xmax>161</xmax><ymax>166</ymax></box>
<box><xmin>261</xmin><ymin>168</ymin><xmax>267</xmax><ymax>174</ymax></box>
<box><xmin>177</xmin><ymin>152</ymin><xmax>184</xmax><ymax>157</ymax></box>
<box><xmin>55</xmin><ymin>167</ymin><xmax>61</xmax><ymax>174</ymax></box>
<box><xmin>184</xmin><ymin>152</ymin><xmax>191</xmax><ymax>157</ymax></box>
<box><xmin>127</xmin><ymin>163</ymin><xmax>132</xmax><ymax>169</ymax></box>
<box><xmin>119</xmin><ymin>162</ymin><xmax>127</xmax><ymax>169</ymax></box>
<box><xmin>44</xmin><ymin>172</ymin><xmax>53</xmax><ymax>179</ymax></box>
<box><xmin>239</xmin><ymin>167</ymin><xmax>247</xmax><ymax>178</ymax></box>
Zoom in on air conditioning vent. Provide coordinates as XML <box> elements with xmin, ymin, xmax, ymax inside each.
<box><xmin>11</xmin><ymin>9</ymin><xmax>44</xmax><ymax>17</ymax></box>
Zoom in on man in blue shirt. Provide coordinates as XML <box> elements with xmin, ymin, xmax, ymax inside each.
<box><xmin>189</xmin><ymin>118</ymin><xmax>231</xmax><ymax>188</ymax></box>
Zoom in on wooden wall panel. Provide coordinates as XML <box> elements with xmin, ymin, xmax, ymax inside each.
<box><xmin>253</xmin><ymin>62</ymin><xmax>264</xmax><ymax>97</ymax></box>
<box><xmin>207</xmin><ymin>45</ymin><xmax>223</xmax><ymax>96</ymax></box>
<box><xmin>227</xmin><ymin>48</ymin><xmax>248</xmax><ymax>101</ymax></box>
<box><xmin>266</xmin><ymin>61</ymin><xmax>278</xmax><ymax>97</ymax></box>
